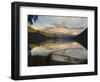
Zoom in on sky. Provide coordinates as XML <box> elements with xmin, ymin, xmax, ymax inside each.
<box><xmin>30</xmin><ymin>15</ymin><xmax>88</xmax><ymax>29</ymax></box>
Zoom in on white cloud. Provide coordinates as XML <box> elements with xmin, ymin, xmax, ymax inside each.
<box><xmin>31</xmin><ymin>15</ymin><xmax>88</xmax><ymax>29</ymax></box>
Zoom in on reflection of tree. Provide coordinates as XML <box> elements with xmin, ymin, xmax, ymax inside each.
<box><xmin>28</xmin><ymin>15</ymin><xmax>38</xmax><ymax>25</ymax></box>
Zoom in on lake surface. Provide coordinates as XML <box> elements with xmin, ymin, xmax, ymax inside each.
<box><xmin>28</xmin><ymin>40</ymin><xmax>87</xmax><ymax>66</ymax></box>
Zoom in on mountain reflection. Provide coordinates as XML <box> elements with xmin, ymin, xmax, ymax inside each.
<box><xmin>28</xmin><ymin>40</ymin><xmax>87</xmax><ymax>66</ymax></box>
<box><xmin>28</xmin><ymin>15</ymin><xmax>88</xmax><ymax>66</ymax></box>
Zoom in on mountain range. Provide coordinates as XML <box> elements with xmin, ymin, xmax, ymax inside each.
<box><xmin>28</xmin><ymin>26</ymin><xmax>87</xmax><ymax>49</ymax></box>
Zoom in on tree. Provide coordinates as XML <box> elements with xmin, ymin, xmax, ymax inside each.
<box><xmin>28</xmin><ymin>15</ymin><xmax>38</xmax><ymax>25</ymax></box>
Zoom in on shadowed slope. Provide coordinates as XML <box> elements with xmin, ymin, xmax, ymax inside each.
<box><xmin>74</xmin><ymin>28</ymin><xmax>87</xmax><ymax>49</ymax></box>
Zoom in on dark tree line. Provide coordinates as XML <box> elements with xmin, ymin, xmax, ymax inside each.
<box><xmin>28</xmin><ymin>15</ymin><xmax>38</xmax><ymax>25</ymax></box>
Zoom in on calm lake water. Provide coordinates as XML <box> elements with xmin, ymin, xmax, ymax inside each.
<box><xmin>28</xmin><ymin>40</ymin><xmax>87</xmax><ymax>66</ymax></box>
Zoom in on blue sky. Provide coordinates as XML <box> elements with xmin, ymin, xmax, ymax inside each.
<box><xmin>31</xmin><ymin>15</ymin><xmax>87</xmax><ymax>29</ymax></box>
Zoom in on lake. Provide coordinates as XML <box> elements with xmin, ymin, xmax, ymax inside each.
<box><xmin>28</xmin><ymin>40</ymin><xmax>87</xmax><ymax>66</ymax></box>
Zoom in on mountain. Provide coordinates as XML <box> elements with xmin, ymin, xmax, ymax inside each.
<box><xmin>28</xmin><ymin>25</ymin><xmax>86</xmax><ymax>37</ymax></box>
<box><xmin>28</xmin><ymin>26</ymin><xmax>54</xmax><ymax>37</ymax></box>
<box><xmin>28</xmin><ymin>26</ymin><xmax>53</xmax><ymax>44</ymax></box>
<box><xmin>28</xmin><ymin>26</ymin><xmax>39</xmax><ymax>32</ymax></box>
<box><xmin>28</xmin><ymin>26</ymin><xmax>87</xmax><ymax>49</ymax></box>
<box><xmin>74</xmin><ymin>28</ymin><xmax>87</xmax><ymax>49</ymax></box>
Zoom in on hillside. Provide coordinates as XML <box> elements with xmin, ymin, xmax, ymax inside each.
<box><xmin>28</xmin><ymin>26</ymin><xmax>53</xmax><ymax>44</ymax></box>
<box><xmin>28</xmin><ymin>26</ymin><xmax>54</xmax><ymax>37</ymax></box>
<box><xmin>74</xmin><ymin>28</ymin><xmax>87</xmax><ymax>49</ymax></box>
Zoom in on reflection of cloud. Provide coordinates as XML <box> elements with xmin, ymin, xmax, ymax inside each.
<box><xmin>51</xmin><ymin>47</ymin><xmax>87</xmax><ymax>63</ymax></box>
<box><xmin>42</xmin><ymin>42</ymin><xmax>81</xmax><ymax>50</ymax></box>
<box><xmin>31</xmin><ymin>47</ymin><xmax>52</xmax><ymax>56</ymax></box>
<box><xmin>64</xmin><ymin>48</ymin><xmax>87</xmax><ymax>59</ymax></box>
<box><xmin>30</xmin><ymin>41</ymin><xmax>87</xmax><ymax>61</ymax></box>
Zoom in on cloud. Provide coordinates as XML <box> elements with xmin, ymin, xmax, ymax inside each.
<box><xmin>54</xmin><ymin>16</ymin><xmax>87</xmax><ymax>28</ymax></box>
<box><xmin>31</xmin><ymin>15</ymin><xmax>87</xmax><ymax>29</ymax></box>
